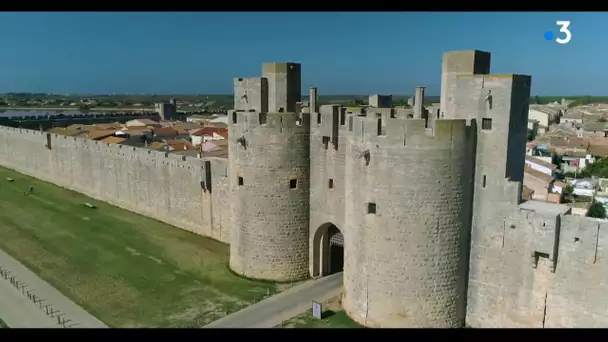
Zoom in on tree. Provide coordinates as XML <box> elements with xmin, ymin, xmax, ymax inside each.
<box><xmin>577</xmin><ymin>157</ymin><xmax>608</xmax><ymax>178</ymax></box>
<box><xmin>527</xmin><ymin>129</ymin><xmax>535</xmax><ymax>141</ymax></box>
<box><xmin>587</xmin><ymin>201</ymin><xmax>606</xmax><ymax>219</ymax></box>
<box><xmin>561</xmin><ymin>184</ymin><xmax>574</xmax><ymax>203</ymax></box>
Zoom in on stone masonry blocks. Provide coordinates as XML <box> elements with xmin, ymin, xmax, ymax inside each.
<box><xmin>262</xmin><ymin>62</ymin><xmax>301</xmax><ymax>113</ymax></box>
<box><xmin>234</xmin><ymin>77</ymin><xmax>268</xmax><ymax>113</ymax></box>
<box><xmin>440</xmin><ymin>50</ymin><xmax>492</xmax><ymax>118</ymax></box>
<box><xmin>0</xmin><ymin>127</ymin><xmax>231</xmax><ymax>244</ymax></box>
<box><xmin>228</xmin><ymin>111</ymin><xmax>311</xmax><ymax>282</ymax></box>
<box><xmin>340</xmin><ymin>117</ymin><xmax>473</xmax><ymax>328</ymax></box>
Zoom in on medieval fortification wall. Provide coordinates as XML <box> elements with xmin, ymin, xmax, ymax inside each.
<box><xmin>0</xmin><ymin>126</ymin><xmax>231</xmax><ymax>244</ymax></box>
<box><xmin>0</xmin><ymin>52</ymin><xmax>606</xmax><ymax>328</ymax></box>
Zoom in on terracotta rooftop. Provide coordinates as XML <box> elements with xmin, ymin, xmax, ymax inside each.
<box><xmin>549</xmin><ymin>137</ymin><xmax>589</xmax><ymax>150</ymax></box>
<box><xmin>191</xmin><ymin>127</ymin><xmax>227</xmax><ymax>137</ymax></box>
<box><xmin>128</xmin><ymin>118</ymin><xmax>159</xmax><ymax>126</ymax></box>
<box><xmin>167</xmin><ymin>139</ymin><xmax>195</xmax><ymax>151</ymax></box>
<box><xmin>153</xmin><ymin>127</ymin><xmax>178</xmax><ymax>136</ymax></box>
<box><xmin>84</xmin><ymin>130</ymin><xmax>117</xmax><ymax>140</ymax></box>
<box><xmin>588</xmin><ymin>144</ymin><xmax>608</xmax><ymax>158</ymax></box>
<box><xmin>524</xmin><ymin>166</ymin><xmax>553</xmax><ymax>184</ymax></box>
<box><xmin>101</xmin><ymin>136</ymin><xmax>127</xmax><ymax>144</ymax></box>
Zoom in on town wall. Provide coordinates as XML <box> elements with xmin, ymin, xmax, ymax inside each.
<box><xmin>0</xmin><ymin>125</ymin><xmax>231</xmax><ymax>244</ymax></box>
<box><xmin>311</xmin><ymin>104</ymin><xmax>474</xmax><ymax>328</ymax></box>
<box><xmin>466</xmin><ymin>207</ymin><xmax>608</xmax><ymax>328</ymax></box>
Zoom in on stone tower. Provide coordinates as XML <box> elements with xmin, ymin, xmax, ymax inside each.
<box><xmin>228</xmin><ymin>63</ymin><xmax>311</xmax><ymax>282</ymax></box>
<box><xmin>335</xmin><ymin>113</ymin><xmax>474</xmax><ymax>328</ymax></box>
<box><xmin>262</xmin><ymin>62</ymin><xmax>302</xmax><ymax>113</ymax></box>
<box><xmin>440</xmin><ymin>50</ymin><xmax>491</xmax><ymax>118</ymax></box>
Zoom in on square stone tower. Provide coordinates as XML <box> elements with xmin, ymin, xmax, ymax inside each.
<box><xmin>262</xmin><ymin>62</ymin><xmax>301</xmax><ymax>113</ymax></box>
<box><xmin>440</xmin><ymin>50</ymin><xmax>491</xmax><ymax>118</ymax></box>
<box><xmin>233</xmin><ymin>77</ymin><xmax>269</xmax><ymax>113</ymax></box>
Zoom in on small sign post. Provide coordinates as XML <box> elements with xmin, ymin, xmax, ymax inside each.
<box><xmin>312</xmin><ymin>301</ymin><xmax>322</xmax><ymax>319</ymax></box>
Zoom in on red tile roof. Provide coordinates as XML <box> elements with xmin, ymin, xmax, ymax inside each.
<box><xmin>191</xmin><ymin>127</ymin><xmax>228</xmax><ymax>137</ymax></box>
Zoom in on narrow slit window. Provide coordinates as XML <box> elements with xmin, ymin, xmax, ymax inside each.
<box><xmin>290</xmin><ymin>179</ymin><xmax>297</xmax><ymax>189</ymax></box>
<box><xmin>322</xmin><ymin>136</ymin><xmax>330</xmax><ymax>149</ymax></box>
<box><xmin>328</xmin><ymin>179</ymin><xmax>334</xmax><ymax>189</ymax></box>
<box><xmin>232</xmin><ymin>112</ymin><xmax>237</xmax><ymax>124</ymax></box>
<box><xmin>259</xmin><ymin>113</ymin><xmax>267</xmax><ymax>125</ymax></box>
<box><xmin>367</xmin><ymin>202</ymin><xmax>377</xmax><ymax>214</ymax></box>
<box><xmin>377</xmin><ymin>118</ymin><xmax>384</xmax><ymax>135</ymax></box>
<box><xmin>317</xmin><ymin>113</ymin><xmax>322</xmax><ymax>124</ymax></box>
<box><xmin>238</xmin><ymin>176</ymin><xmax>244</xmax><ymax>186</ymax></box>
<box><xmin>482</xmin><ymin>175</ymin><xmax>487</xmax><ymax>188</ymax></box>
<box><xmin>340</xmin><ymin>112</ymin><xmax>346</xmax><ymax>126</ymax></box>
<box><xmin>482</xmin><ymin>118</ymin><xmax>492</xmax><ymax>130</ymax></box>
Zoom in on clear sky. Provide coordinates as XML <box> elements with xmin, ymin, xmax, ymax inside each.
<box><xmin>0</xmin><ymin>12</ymin><xmax>603</xmax><ymax>96</ymax></box>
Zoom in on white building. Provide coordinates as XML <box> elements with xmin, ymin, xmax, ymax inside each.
<box><xmin>528</xmin><ymin>105</ymin><xmax>561</xmax><ymax>135</ymax></box>
<box><xmin>525</xmin><ymin>155</ymin><xmax>557</xmax><ymax>177</ymax></box>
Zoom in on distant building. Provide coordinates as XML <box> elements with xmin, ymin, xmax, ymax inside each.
<box><xmin>189</xmin><ymin>127</ymin><xmax>228</xmax><ymax>146</ymax></box>
<box><xmin>155</xmin><ymin>102</ymin><xmax>176</xmax><ymax>121</ymax></box>
<box><xmin>528</xmin><ymin>105</ymin><xmax>561</xmax><ymax>135</ymax></box>
<box><xmin>186</xmin><ymin>114</ymin><xmax>210</xmax><ymax>123</ymax></box>
<box><xmin>125</xmin><ymin>118</ymin><xmax>159</xmax><ymax>128</ymax></box>
<box><xmin>368</xmin><ymin>94</ymin><xmax>392</xmax><ymax>108</ymax></box>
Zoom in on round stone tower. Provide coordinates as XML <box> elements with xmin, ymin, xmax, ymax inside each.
<box><xmin>341</xmin><ymin>117</ymin><xmax>472</xmax><ymax>328</ymax></box>
<box><xmin>228</xmin><ymin>111</ymin><xmax>311</xmax><ymax>282</ymax></box>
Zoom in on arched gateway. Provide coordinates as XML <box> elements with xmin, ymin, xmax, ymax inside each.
<box><xmin>311</xmin><ymin>222</ymin><xmax>344</xmax><ymax>278</ymax></box>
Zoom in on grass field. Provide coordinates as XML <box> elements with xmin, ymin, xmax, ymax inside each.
<box><xmin>0</xmin><ymin>167</ymin><xmax>281</xmax><ymax>328</ymax></box>
<box><xmin>279</xmin><ymin>296</ymin><xmax>362</xmax><ymax>328</ymax></box>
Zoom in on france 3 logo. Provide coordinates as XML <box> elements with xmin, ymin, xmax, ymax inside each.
<box><xmin>544</xmin><ymin>21</ymin><xmax>572</xmax><ymax>44</ymax></box>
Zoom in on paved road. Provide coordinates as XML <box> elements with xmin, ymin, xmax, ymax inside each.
<box><xmin>0</xmin><ymin>249</ymin><xmax>107</xmax><ymax>328</ymax></box>
<box><xmin>204</xmin><ymin>272</ymin><xmax>343</xmax><ymax>328</ymax></box>
<box><xmin>0</xmin><ymin>275</ymin><xmax>58</xmax><ymax>328</ymax></box>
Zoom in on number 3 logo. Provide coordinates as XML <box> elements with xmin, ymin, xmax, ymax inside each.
<box><xmin>556</xmin><ymin>21</ymin><xmax>572</xmax><ymax>44</ymax></box>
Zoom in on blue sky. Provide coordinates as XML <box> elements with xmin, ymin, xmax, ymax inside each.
<box><xmin>0</xmin><ymin>12</ymin><xmax>602</xmax><ymax>95</ymax></box>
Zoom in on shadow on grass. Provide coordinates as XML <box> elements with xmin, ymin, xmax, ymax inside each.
<box><xmin>322</xmin><ymin>310</ymin><xmax>336</xmax><ymax>319</ymax></box>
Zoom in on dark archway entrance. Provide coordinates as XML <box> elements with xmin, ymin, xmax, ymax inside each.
<box><xmin>312</xmin><ymin>223</ymin><xmax>344</xmax><ymax>278</ymax></box>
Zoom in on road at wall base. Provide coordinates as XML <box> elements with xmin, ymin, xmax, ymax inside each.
<box><xmin>203</xmin><ymin>272</ymin><xmax>343</xmax><ymax>328</ymax></box>
<box><xmin>0</xmin><ymin>275</ymin><xmax>58</xmax><ymax>328</ymax></box>
<box><xmin>0</xmin><ymin>248</ymin><xmax>107</xmax><ymax>328</ymax></box>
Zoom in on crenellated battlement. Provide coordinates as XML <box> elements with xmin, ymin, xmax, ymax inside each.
<box><xmin>228</xmin><ymin>110</ymin><xmax>311</xmax><ymax>132</ymax></box>
<box><xmin>346</xmin><ymin>117</ymin><xmax>470</xmax><ymax>149</ymax></box>
<box><xmin>0</xmin><ymin>125</ymin><xmax>206</xmax><ymax>170</ymax></box>
<box><xmin>312</xmin><ymin>105</ymin><xmax>412</xmax><ymax>124</ymax></box>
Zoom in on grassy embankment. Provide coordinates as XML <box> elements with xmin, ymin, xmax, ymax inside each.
<box><xmin>0</xmin><ymin>167</ymin><xmax>282</xmax><ymax>328</ymax></box>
